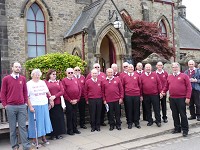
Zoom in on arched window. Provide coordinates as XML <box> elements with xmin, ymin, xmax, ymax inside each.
<box><xmin>159</xmin><ymin>20</ymin><xmax>167</xmax><ymax>37</ymax></box>
<box><xmin>27</xmin><ymin>3</ymin><xmax>46</xmax><ymax>58</ymax></box>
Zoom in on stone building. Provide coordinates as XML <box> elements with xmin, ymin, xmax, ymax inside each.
<box><xmin>1</xmin><ymin>0</ymin><xmax>199</xmax><ymax>82</ymax></box>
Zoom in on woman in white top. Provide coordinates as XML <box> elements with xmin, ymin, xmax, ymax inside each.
<box><xmin>27</xmin><ymin>69</ymin><xmax>52</xmax><ymax>146</ymax></box>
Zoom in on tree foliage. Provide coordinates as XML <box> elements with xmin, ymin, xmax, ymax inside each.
<box><xmin>122</xmin><ymin>14</ymin><xmax>175</xmax><ymax>63</ymax></box>
<box><xmin>25</xmin><ymin>52</ymin><xmax>87</xmax><ymax>80</ymax></box>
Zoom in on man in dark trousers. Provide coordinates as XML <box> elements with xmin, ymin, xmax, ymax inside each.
<box><xmin>140</xmin><ymin>63</ymin><xmax>162</xmax><ymax>127</ymax></box>
<box><xmin>74</xmin><ymin>66</ymin><xmax>87</xmax><ymax>129</ymax></box>
<box><xmin>184</xmin><ymin>60</ymin><xmax>200</xmax><ymax>121</ymax></box>
<box><xmin>62</xmin><ymin>68</ymin><xmax>81</xmax><ymax>135</ymax></box>
<box><xmin>1</xmin><ymin>62</ymin><xmax>31</xmax><ymax>150</ymax></box>
<box><xmin>122</xmin><ymin>64</ymin><xmax>142</xmax><ymax>129</ymax></box>
<box><xmin>162</xmin><ymin>62</ymin><xmax>192</xmax><ymax>137</ymax></box>
<box><xmin>155</xmin><ymin>62</ymin><xmax>168</xmax><ymax>123</ymax></box>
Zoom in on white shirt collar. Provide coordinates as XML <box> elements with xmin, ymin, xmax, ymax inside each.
<box><xmin>156</xmin><ymin>69</ymin><xmax>164</xmax><ymax>74</ymax></box>
<box><xmin>91</xmin><ymin>78</ymin><xmax>97</xmax><ymax>82</ymax></box>
<box><xmin>106</xmin><ymin>76</ymin><xmax>114</xmax><ymax>80</ymax></box>
<box><xmin>74</xmin><ymin>74</ymin><xmax>80</xmax><ymax>78</ymax></box>
<box><xmin>128</xmin><ymin>72</ymin><xmax>134</xmax><ymax>76</ymax></box>
<box><xmin>137</xmin><ymin>70</ymin><xmax>143</xmax><ymax>74</ymax></box>
<box><xmin>48</xmin><ymin>79</ymin><xmax>57</xmax><ymax>83</ymax></box>
<box><xmin>67</xmin><ymin>77</ymin><xmax>73</xmax><ymax>80</ymax></box>
<box><xmin>173</xmin><ymin>72</ymin><xmax>181</xmax><ymax>76</ymax></box>
<box><xmin>189</xmin><ymin>68</ymin><xmax>196</xmax><ymax>72</ymax></box>
<box><xmin>124</xmin><ymin>71</ymin><xmax>127</xmax><ymax>74</ymax></box>
<box><xmin>145</xmin><ymin>72</ymin><xmax>151</xmax><ymax>76</ymax></box>
<box><xmin>11</xmin><ymin>73</ymin><xmax>19</xmax><ymax>79</ymax></box>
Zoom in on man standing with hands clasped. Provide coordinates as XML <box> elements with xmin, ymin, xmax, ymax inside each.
<box><xmin>1</xmin><ymin>62</ymin><xmax>31</xmax><ymax>150</ymax></box>
<box><xmin>161</xmin><ymin>62</ymin><xmax>192</xmax><ymax>137</ymax></box>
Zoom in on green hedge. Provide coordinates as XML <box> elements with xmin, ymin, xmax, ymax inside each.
<box><xmin>25</xmin><ymin>52</ymin><xmax>87</xmax><ymax>80</ymax></box>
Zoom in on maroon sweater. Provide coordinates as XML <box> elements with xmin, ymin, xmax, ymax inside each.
<box><xmin>102</xmin><ymin>77</ymin><xmax>124</xmax><ymax>102</ymax></box>
<box><xmin>134</xmin><ymin>70</ymin><xmax>144</xmax><ymax>76</ymax></box>
<box><xmin>119</xmin><ymin>72</ymin><xmax>127</xmax><ymax>81</ymax></box>
<box><xmin>122</xmin><ymin>74</ymin><xmax>141</xmax><ymax>96</ymax></box>
<box><xmin>163</xmin><ymin>73</ymin><xmax>192</xmax><ymax>99</ymax></box>
<box><xmin>85</xmin><ymin>72</ymin><xmax>106</xmax><ymax>81</ymax></box>
<box><xmin>85</xmin><ymin>79</ymin><xmax>103</xmax><ymax>101</ymax></box>
<box><xmin>1</xmin><ymin>75</ymin><xmax>28</xmax><ymax>106</ymax></box>
<box><xmin>75</xmin><ymin>75</ymin><xmax>85</xmax><ymax>98</ymax></box>
<box><xmin>62</xmin><ymin>78</ymin><xmax>81</xmax><ymax>102</ymax></box>
<box><xmin>140</xmin><ymin>72</ymin><xmax>162</xmax><ymax>95</ymax></box>
<box><xmin>155</xmin><ymin>71</ymin><xmax>168</xmax><ymax>88</ymax></box>
<box><xmin>45</xmin><ymin>80</ymin><xmax>64</xmax><ymax>105</ymax></box>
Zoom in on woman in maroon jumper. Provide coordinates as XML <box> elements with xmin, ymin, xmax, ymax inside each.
<box><xmin>45</xmin><ymin>69</ymin><xmax>66</xmax><ymax>140</ymax></box>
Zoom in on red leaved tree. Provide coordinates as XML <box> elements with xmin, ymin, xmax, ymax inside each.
<box><xmin>122</xmin><ymin>14</ymin><xmax>175</xmax><ymax>63</ymax></box>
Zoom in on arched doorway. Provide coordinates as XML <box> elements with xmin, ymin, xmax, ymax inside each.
<box><xmin>99</xmin><ymin>36</ymin><xmax>116</xmax><ymax>72</ymax></box>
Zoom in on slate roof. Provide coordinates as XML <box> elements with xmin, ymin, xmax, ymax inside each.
<box><xmin>178</xmin><ymin>16</ymin><xmax>200</xmax><ymax>49</ymax></box>
<box><xmin>64</xmin><ymin>0</ymin><xmax>106</xmax><ymax>38</ymax></box>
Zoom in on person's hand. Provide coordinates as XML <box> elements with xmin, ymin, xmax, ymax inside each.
<box><xmin>50</xmin><ymin>101</ymin><xmax>54</xmax><ymax>108</ymax></box>
<box><xmin>160</xmin><ymin>93</ymin><xmax>163</xmax><ymax>99</ymax></box>
<box><xmin>86</xmin><ymin>101</ymin><xmax>89</xmax><ymax>104</ymax></box>
<box><xmin>190</xmin><ymin>78</ymin><xmax>197</xmax><ymax>83</ymax></box>
<box><xmin>104</xmin><ymin>101</ymin><xmax>107</xmax><ymax>105</ymax></box>
<box><xmin>140</xmin><ymin>96</ymin><xmax>143</xmax><ymax>101</ymax></box>
<box><xmin>29</xmin><ymin>106</ymin><xmax>35</xmax><ymax>112</ymax></box>
<box><xmin>119</xmin><ymin>99</ymin><xmax>123</xmax><ymax>104</ymax></box>
<box><xmin>185</xmin><ymin>98</ymin><xmax>190</xmax><ymax>105</ymax></box>
<box><xmin>49</xmin><ymin>95</ymin><xmax>56</xmax><ymax>101</ymax></box>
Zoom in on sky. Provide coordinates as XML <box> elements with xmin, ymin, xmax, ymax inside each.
<box><xmin>182</xmin><ymin>0</ymin><xmax>200</xmax><ymax>30</ymax></box>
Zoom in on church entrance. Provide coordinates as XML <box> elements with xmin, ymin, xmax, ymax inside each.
<box><xmin>99</xmin><ymin>35</ymin><xmax>116</xmax><ymax>72</ymax></box>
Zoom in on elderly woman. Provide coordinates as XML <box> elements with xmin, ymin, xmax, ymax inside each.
<box><xmin>27</xmin><ymin>69</ymin><xmax>52</xmax><ymax>146</ymax></box>
<box><xmin>45</xmin><ymin>69</ymin><xmax>66</xmax><ymax>140</ymax></box>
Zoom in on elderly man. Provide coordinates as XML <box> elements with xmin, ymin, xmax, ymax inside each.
<box><xmin>102</xmin><ymin>68</ymin><xmax>123</xmax><ymax>131</ymax></box>
<box><xmin>119</xmin><ymin>62</ymin><xmax>129</xmax><ymax>80</ymax></box>
<box><xmin>1</xmin><ymin>62</ymin><xmax>31</xmax><ymax>150</ymax></box>
<box><xmin>155</xmin><ymin>62</ymin><xmax>168</xmax><ymax>123</ymax></box>
<box><xmin>135</xmin><ymin>62</ymin><xmax>144</xmax><ymax>76</ymax></box>
<box><xmin>62</xmin><ymin>68</ymin><xmax>81</xmax><ymax>135</ymax></box>
<box><xmin>74</xmin><ymin>66</ymin><xmax>87</xmax><ymax>129</ymax></box>
<box><xmin>122</xmin><ymin>64</ymin><xmax>142</xmax><ymax>129</ymax></box>
<box><xmin>184</xmin><ymin>60</ymin><xmax>200</xmax><ymax>121</ymax></box>
<box><xmin>111</xmin><ymin>63</ymin><xmax>120</xmax><ymax>77</ymax></box>
<box><xmin>140</xmin><ymin>64</ymin><xmax>162</xmax><ymax>127</ymax></box>
<box><xmin>85</xmin><ymin>69</ymin><xmax>103</xmax><ymax>132</ymax></box>
<box><xmin>162</xmin><ymin>62</ymin><xmax>192</xmax><ymax>137</ymax></box>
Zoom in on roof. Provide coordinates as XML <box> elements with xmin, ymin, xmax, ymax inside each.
<box><xmin>64</xmin><ymin>0</ymin><xmax>106</xmax><ymax>38</ymax></box>
<box><xmin>178</xmin><ymin>16</ymin><xmax>200</xmax><ymax>49</ymax></box>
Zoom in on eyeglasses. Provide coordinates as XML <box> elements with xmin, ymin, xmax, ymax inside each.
<box><xmin>124</xmin><ymin>66</ymin><xmax>128</xmax><ymax>68</ymax></box>
<box><xmin>52</xmin><ymin>74</ymin><xmax>56</xmax><ymax>75</ymax></box>
<box><xmin>68</xmin><ymin>72</ymin><xmax>74</xmax><ymax>74</ymax></box>
<box><xmin>95</xmin><ymin>66</ymin><xmax>100</xmax><ymax>68</ymax></box>
<box><xmin>75</xmin><ymin>69</ymin><xmax>80</xmax><ymax>71</ymax></box>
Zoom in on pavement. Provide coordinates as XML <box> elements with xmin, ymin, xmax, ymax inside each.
<box><xmin>1</xmin><ymin>104</ymin><xmax>200</xmax><ymax>150</ymax></box>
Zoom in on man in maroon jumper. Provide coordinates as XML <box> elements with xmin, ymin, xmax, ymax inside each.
<box><xmin>155</xmin><ymin>61</ymin><xmax>168</xmax><ymax>123</ymax></box>
<box><xmin>140</xmin><ymin>63</ymin><xmax>162</xmax><ymax>127</ymax></box>
<box><xmin>122</xmin><ymin>64</ymin><xmax>142</xmax><ymax>129</ymax></box>
<box><xmin>162</xmin><ymin>62</ymin><xmax>192</xmax><ymax>137</ymax></box>
<box><xmin>111</xmin><ymin>63</ymin><xmax>120</xmax><ymax>77</ymax></box>
<box><xmin>85</xmin><ymin>69</ymin><xmax>103</xmax><ymax>132</ymax></box>
<box><xmin>62</xmin><ymin>68</ymin><xmax>81</xmax><ymax>135</ymax></box>
<box><xmin>74</xmin><ymin>66</ymin><xmax>87</xmax><ymax>129</ymax></box>
<box><xmin>1</xmin><ymin>62</ymin><xmax>31</xmax><ymax>150</ymax></box>
<box><xmin>102</xmin><ymin>68</ymin><xmax>123</xmax><ymax>131</ymax></box>
<box><xmin>119</xmin><ymin>62</ymin><xmax>129</xmax><ymax>80</ymax></box>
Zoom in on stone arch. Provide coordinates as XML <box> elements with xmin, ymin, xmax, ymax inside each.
<box><xmin>72</xmin><ymin>47</ymin><xmax>82</xmax><ymax>58</ymax></box>
<box><xmin>157</xmin><ymin>15</ymin><xmax>171</xmax><ymax>34</ymax></box>
<box><xmin>20</xmin><ymin>0</ymin><xmax>52</xmax><ymax>21</ymax></box>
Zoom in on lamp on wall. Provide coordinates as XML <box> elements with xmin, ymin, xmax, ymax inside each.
<box><xmin>109</xmin><ymin>10</ymin><xmax>122</xmax><ymax>29</ymax></box>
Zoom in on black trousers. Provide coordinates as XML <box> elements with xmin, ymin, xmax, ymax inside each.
<box><xmin>143</xmin><ymin>95</ymin><xmax>161</xmax><ymax>123</ymax></box>
<box><xmin>65</xmin><ymin>101</ymin><xmax>78</xmax><ymax>133</ymax></box>
<box><xmin>101</xmin><ymin>101</ymin><xmax>106</xmax><ymax>124</ymax></box>
<box><xmin>160</xmin><ymin>95</ymin><xmax>167</xmax><ymax>119</ymax></box>
<box><xmin>78</xmin><ymin>97</ymin><xmax>86</xmax><ymax>126</ymax></box>
<box><xmin>88</xmin><ymin>98</ymin><xmax>102</xmax><ymax>129</ymax></box>
<box><xmin>169</xmin><ymin>97</ymin><xmax>188</xmax><ymax>132</ymax></box>
<box><xmin>142</xmin><ymin>101</ymin><xmax>147</xmax><ymax>120</ymax></box>
<box><xmin>107</xmin><ymin>101</ymin><xmax>121</xmax><ymax>127</ymax></box>
<box><xmin>124</xmin><ymin>95</ymin><xmax>140</xmax><ymax>125</ymax></box>
<box><xmin>189</xmin><ymin>89</ymin><xmax>200</xmax><ymax>117</ymax></box>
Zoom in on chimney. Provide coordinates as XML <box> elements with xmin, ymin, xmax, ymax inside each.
<box><xmin>178</xmin><ymin>5</ymin><xmax>186</xmax><ymax>18</ymax></box>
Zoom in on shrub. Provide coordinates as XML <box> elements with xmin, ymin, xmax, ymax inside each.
<box><xmin>25</xmin><ymin>52</ymin><xmax>87</xmax><ymax>80</ymax></box>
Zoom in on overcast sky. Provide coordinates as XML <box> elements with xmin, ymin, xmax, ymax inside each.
<box><xmin>182</xmin><ymin>0</ymin><xmax>200</xmax><ymax>30</ymax></box>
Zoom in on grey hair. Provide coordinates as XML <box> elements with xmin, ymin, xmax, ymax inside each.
<box><xmin>111</xmin><ymin>63</ymin><xmax>117</xmax><ymax>68</ymax></box>
<box><xmin>31</xmin><ymin>69</ymin><xmax>42</xmax><ymax>77</ymax></box>
<box><xmin>172</xmin><ymin>62</ymin><xmax>180</xmax><ymax>67</ymax></box>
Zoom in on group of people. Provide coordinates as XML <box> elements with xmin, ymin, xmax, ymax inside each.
<box><xmin>1</xmin><ymin>59</ymin><xmax>200</xmax><ymax>150</ymax></box>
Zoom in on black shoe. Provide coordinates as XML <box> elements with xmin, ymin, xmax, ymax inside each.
<box><xmin>182</xmin><ymin>131</ymin><xmax>188</xmax><ymax>137</ymax></box>
<box><xmin>188</xmin><ymin>116</ymin><xmax>196</xmax><ymax>120</ymax></box>
<box><xmin>80</xmin><ymin>125</ymin><xmax>87</xmax><ymax>129</ymax></box>
<box><xmin>128</xmin><ymin>124</ymin><xmax>132</xmax><ymax>129</ymax></box>
<box><xmin>91</xmin><ymin>128</ymin><xmax>95</xmax><ymax>132</ymax></box>
<box><xmin>135</xmin><ymin>124</ymin><xmax>141</xmax><ymax>129</ymax></box>
<box><xmin>156</xmin><ymin>122</ymin><xmax>161</xmax><ymax>127</ymax></box>
<box><xmin>147</xmin><ymin>122</ymin><xmax>153</xmax><ymax>126</ymax></box>
<box><xmin>74</xmin><ymin>130</ymin><xmax>81</xmax><ymax>134</ymax></box>
<box><xmin>67</xmin><ymin>131</ymin><xmax>74</xmax><ymax>135</ymax></box>
<box><xmin>116</xmin><ymin>126</ymin><xmax>121</xmax><ymax>130</ymax></box>
<box><xmin>163</xmin><ymin>119</ymin><xmax>168</xmax><ymax>123</ymax></box>
<box><xmin>101</xmin><ymin>123</ymin><xmax>107</xmax><ymax>126</ymax></box>
<box><xmin>50</xmin><ymin>136</ymin><xmax>56</xmax><ymax>140</ymax></box>
<box><xmin>96</xmin><ymin>128</ymin><xmax>101</xmax><ymax>131</ymax></box>
<box><xmin>55</xmin><ymin>135</ymin><xmax>63</xmax><ymax>139</ymax></box>
<box><xmin>171</xmin><ymin>129</ymin><xmax>181</xmax><ymax>134</ymax></box>
<box><xmin>109</xmin><ymin>126</ymin><xmax>114</xmax><ymax>131</ymax></box>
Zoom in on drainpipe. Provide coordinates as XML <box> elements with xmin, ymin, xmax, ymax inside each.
<box><xmin>82</xmin><ymin>31</ymin><xmax>85</xmax><ymax>60</ymax></box>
